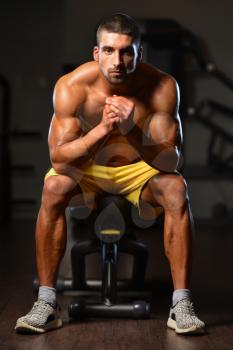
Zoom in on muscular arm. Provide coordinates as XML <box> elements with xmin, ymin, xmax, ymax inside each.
<box><xmin>128</xmin><ymin>114</ymin><xmax>182</xmax><ymax>172</ymax></box>
<box><xmin>48</xmin><ymin>78</ymin><xmax>108</xmax><ymax>176</ymax></box>
<box><xmin>108</xmin><ymin>76</ymin><xmax>183</xmax><ymax>172</ymax></box>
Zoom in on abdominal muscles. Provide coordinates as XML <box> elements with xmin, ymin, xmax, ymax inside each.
<box><xmin>93</xmin><ymin>134</ymin><xmax>140</xmax><ymax>166</ymax></box>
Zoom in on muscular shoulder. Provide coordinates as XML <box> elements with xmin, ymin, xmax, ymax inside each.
<box><xmin>53</xmin><ymin>61</ymin><xmax>99</xmax><ymax>116</ymax></box>
<box><xmin>139</xmin><ymin>63</ymin><xmax>180</xmax><ymax>115</ymax></box>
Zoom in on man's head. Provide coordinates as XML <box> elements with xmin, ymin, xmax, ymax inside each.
<box><xmin>96</xmin><ymin>13</ymin><xmax>141</xmax><ymax>47</ymax></box>
<box><xmin>93</xmin><ymin>13</ymin><xmax>142</xmax><ymax>85</ymax></box>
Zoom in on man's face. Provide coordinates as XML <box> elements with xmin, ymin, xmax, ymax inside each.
<box><xmin>93</xmin><ymin>30</ymin><xmax>141</xmax><ymax>85</ymax></box>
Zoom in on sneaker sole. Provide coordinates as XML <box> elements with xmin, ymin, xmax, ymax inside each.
<box><xmin>15</xmin><ymin>318</ymin><xmax>63</xmax><ymax>334</ymax></box>
<box><xmin>167</xmin><ymin>318</ymin><xmax>205</xmax><ymax>335</ymax></box>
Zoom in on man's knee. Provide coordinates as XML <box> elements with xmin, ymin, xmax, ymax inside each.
<box><xmin>41</xmin><ymin>175</ymin><xmax>78</xmax><ymax>210</ymax></box>
<box><xmin>151</xmin><ymin>173</ymin><xmax>188</xmax><ymax>211</ymax></box>
<box><xmin>163</xmin><ymin>174</ymin><xmax>188</xmax><ymax>210</ymax></box>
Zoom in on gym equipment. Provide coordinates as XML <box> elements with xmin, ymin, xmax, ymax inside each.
<box><xmin>67</xmin><ymin>195</ymin><xmax>151</xmax><ymax>320</ymax></box>
<box><xmin>187</xmin><ymin>100</ymin><xmax>233</xmax><ymax>173</ymax></box>
<box><xmin>141</xmin><ymin>19</ymin><xmax>233</xmax><ymax>174</ymax></box>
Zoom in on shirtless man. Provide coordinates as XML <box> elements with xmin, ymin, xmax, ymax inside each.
<box><xmin>15</xmin><ymin>13</ymin><xmax>205</xmax><ymax>335</ymax></box>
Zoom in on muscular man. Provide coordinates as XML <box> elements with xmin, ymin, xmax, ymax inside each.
<box><xmin>15</xmin><ymin>13</ymin><xmax>205</xmax><ymax>335</ymax></box>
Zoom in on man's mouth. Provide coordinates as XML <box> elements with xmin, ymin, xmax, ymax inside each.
<box><xmin>110</xmin><ymin>70</ymin><xmax>125</xmax><ymax>74</ymax></box>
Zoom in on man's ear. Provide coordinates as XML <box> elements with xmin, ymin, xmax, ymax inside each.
<box><xmin>93</xmin><ymin>46</ymin><xmax>99</xmax><ymax>61</ymax></box>
<box><xmin>137</xmin><ymin>46</ymin><xmax>143</xmax><ymax>62</ymax></box>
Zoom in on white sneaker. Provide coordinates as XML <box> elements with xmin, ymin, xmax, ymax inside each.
<box><xmin>15</xmin><ymin>299</ymin><xmax>62</xmax><ymax>334</ymax></box>
<box><xmin>167</xmin><ymin>298</ymin><xmax>205</xmax><ymax>335</ymax></box>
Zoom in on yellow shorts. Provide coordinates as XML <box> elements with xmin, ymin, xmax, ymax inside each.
<box><xmin>45</xmin><ymin>160</ymin><xmax>163</xmax><ymax>218</ymax></box>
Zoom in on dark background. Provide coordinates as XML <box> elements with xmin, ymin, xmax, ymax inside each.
<box><xmin>0</xmin><ymin>0</ymin><xmax>232</xmax><ymax>221</ymax></box>
<box><xmin>0</xmin><ymin>2</ymin><xmax>232</xmax><ymax>349</ymax></box>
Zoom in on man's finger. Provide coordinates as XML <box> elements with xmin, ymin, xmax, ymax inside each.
<box><xmin>113</xmin><ymin>116</ymin><xmax>121</xmax><ymax>123</ymax></box>
<box><xmin>107</xmin><ymin>111</ymin><xmax>118</xmax><ymax>118</ymax></box>
<box><xmin>107</xmin><ymin>99</ymin><xmax>128</xmax><ymax>115</ymax></box>
<box><xmin>110</xmin><ymin>95</ymin><xmax>130</xmax><ymax>104</ymax></box>
<box><xmin>109</xmin><ymin>104</ymin><xmax>120</xmax><ymax>114</ymax></box>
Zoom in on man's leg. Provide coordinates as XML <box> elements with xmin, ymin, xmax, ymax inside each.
<box><xmin>36</xmin><ymin>175</ymin><xmax>81</xmax><ymax>287</ymax></box>
<box><xmin>140</xmin><ymin>172</ymin><xmax>205</xmax><ymax>334</ymax></box>
<box><xmin>141</xmin><ymin>173</ymin><xmax>192</xmax><ymax>289</ymax></box>
<box><xmin>15</xmin><ymin>174</ymin><xmax>84</xmax><ymax>334</ymax></box>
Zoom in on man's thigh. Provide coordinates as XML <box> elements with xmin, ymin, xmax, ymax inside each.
<box><xmin>140</xmin><ymin>172</ymin><xmax>184</xmax><ymax>209</ymax></box>
<box><xmin>44</xmin><ymin>168</ymin><xmax>102</xmax><ymax>210</ymax></box>
<box><xmin>140</xmin><ymin>174</ymin><xmax>164</xmax><ymax>206</ymax></box>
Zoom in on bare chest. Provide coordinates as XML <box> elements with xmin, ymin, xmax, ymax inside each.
<box><xmin>77</xmin><ymin>93</ymin><xmax>151</xmax><ymax>166</ymax></box>
<box><xmin>79</xmin><ymin>95</ymin><xmax>149</xmax><ymax>133</ymax></box>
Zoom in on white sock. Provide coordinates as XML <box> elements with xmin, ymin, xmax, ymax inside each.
<box><xmin>172</xmin><ymin>289</ymin><xmax>191</xmax><ymax>307</ymax></box>
<box><xmin>38</xmin><ymin>286</ymin><xmax>56</xmax><ymax>308</ymax></box>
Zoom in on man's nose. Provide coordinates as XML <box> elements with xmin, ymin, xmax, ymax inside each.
<box><xmin>113</xmin><ymin>51</ymin><xmax>122</xmax><ymax>66</ymax></box>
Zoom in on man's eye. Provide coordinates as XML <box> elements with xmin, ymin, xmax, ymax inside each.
<box><xmin>125</xmin><ymin>51</ymin><xmax>133</xmax><ymax>56</ymax></box>
<box><xmin>122</xmin><ymin>49</ymin><xmax>134</xmax><ymax>56</ymax></box>
<box><xmin>104</xmin><ymin>48</ymin><xmax>112</xmax><ymax>54</ymax></box>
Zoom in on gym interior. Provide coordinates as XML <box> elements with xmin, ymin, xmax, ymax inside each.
<box><xmin>0</xmin><ymin>1</ymin><xmax>232</xmax><ymax>349</ymax></box>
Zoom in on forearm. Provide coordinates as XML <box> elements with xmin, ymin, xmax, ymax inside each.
<box><xmin>51</xmin><ymin>124</ymin><xmax>107</xmax><ymax>173</ymax></box>
<box><xmin>126</xmin><ymin>125</ymin><xmax>180</xmax><ymax>172</ymax></box>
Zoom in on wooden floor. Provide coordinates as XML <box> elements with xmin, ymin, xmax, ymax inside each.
<box><xmin>0</xmin><ymin>219</ymin><xmax>233</xmax><ymax>350</ymax></box>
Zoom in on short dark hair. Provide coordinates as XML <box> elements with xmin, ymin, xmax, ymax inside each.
<box><xmin>96</xmin><ymin>13</ymin><xmax>141</xmax><ymax>46</ymax></box>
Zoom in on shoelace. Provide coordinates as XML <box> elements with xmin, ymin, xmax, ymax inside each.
<box><xmin>177</xmin><ymin>300</ymin><xmax>196</xmax><ymax>316</ymax></box>
<box><xmin>29</xmin><ymin>301</ymin><xmax>51</xmax><ymax>317</ymax></box>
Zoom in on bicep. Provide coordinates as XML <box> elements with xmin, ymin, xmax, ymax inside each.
<box><xmin>48</xmin><ymin>79</ymin><xmax>84</xmax><ymax>155</ymax></box>
<box><xmin>48</xmin><ymin>113</ymin><xmax>82</xmax><ymax>149</ymax></box>
<box><xmin>148</xmin><ymin>77</ymin><xmax>183</xmax><ymax>148</ymax></box>
<box><xmin>145</xmin><ymin>112</ymin><xmax>182</xmax><ymax>148</ymax></box>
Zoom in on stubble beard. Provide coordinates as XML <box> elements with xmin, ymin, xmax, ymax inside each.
<box><xmin>104</xmin><ymin>71</ymin><xmax>129</xmax><ymax>85</ymax></box>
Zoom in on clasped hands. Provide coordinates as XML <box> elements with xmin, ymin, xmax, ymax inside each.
<box><xmin>103</xmin><ymin>95</ymin><xmax>135</xmax><ymax>135</ymax></box>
